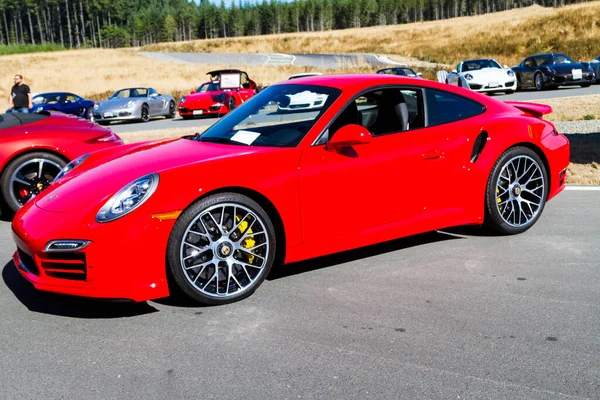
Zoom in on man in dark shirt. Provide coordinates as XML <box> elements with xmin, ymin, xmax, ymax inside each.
<box><xmin>8</xmin><ymin>75</ymin><xmax>32</xmax><ymax>113</ymax></box>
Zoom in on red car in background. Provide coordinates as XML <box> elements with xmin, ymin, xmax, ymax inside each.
<box><xmin>0</xmin><ymin>112</ymin><xmax>122</xmax><ymax>215</ymax></box>
<box><xmin>178</xmin><ymin>69</ymin><xmax>257</xmax><ymax>119</ymax></box>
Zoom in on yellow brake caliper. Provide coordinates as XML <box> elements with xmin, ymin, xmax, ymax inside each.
<box><xmin>237</xmin><ymin>217</ymin><xmax>255</xmax><ymax>264</ymax></box>
<box><xmin>496</xmin><ymin>187</ymin><xmax>503</xmax><ymax>212</ymax></box>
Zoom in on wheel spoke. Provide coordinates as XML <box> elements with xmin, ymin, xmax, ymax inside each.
<box><xmin>37</xmin><ymin>160</ymin><xmax>44</xmax><ymax>178</ymax></box>
<box><xmin>13</xmin><ymin>177</ymin><xmax>32</xmax><ymax>186</ymax></box>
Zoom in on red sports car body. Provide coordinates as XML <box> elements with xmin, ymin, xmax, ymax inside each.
<box><xmin>178</xmin><ymin>70</ymin><xmax>257</xmax><ymax>119</ymax></box>
<box><xmin>12</xmin><ymin>75</ymin><xmax>569</xmax><ymax>305</ymax></box>
<box><xmin>0</xmin><ymin>112</ymin><xmax>122</xmax><ymax>215</ymax></box>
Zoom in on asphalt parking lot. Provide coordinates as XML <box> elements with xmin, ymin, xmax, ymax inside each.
<box><xmin>0</xmin><ymin>189</ymin><xmax>598</xmax><ymax>399</ymax></box>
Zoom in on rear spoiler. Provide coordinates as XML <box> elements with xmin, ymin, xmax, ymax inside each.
<box><xmin>504</xmin><ymin>101</ymin><xmax>552</xmax><ymax>119</ymax></box>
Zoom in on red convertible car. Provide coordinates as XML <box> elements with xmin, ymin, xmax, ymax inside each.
<box><xmin>0</xmin><ymin>112</ymin><xmax>122</xmax><ymax>215</ymax></box>
<box><xmin>178</xmin><ymin>69</ymin><xmax>257</xmax><ymax>119</ymax></box>
<box><xmin>12</xmin><ymin>75</ymin><xmax>569</xmax><ymax>305</ymax></box>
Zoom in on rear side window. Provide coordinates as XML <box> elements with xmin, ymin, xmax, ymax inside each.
<box><xmin>425</xmin><ymin>89</ymin><xmax>485</xmax><ymax>126</ymax></box>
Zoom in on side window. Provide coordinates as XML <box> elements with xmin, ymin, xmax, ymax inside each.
<box><xmin>148</xmin><ymin>88</ymin><xmax>157</xmax><ymax>96</ymax></box>
<box><xmin>425</xmin><ymin>89</ymin><xmax>485</xmax><ymax>126</ymax></box>
<box><xmin>322</xmin><ymin>88</ymin><xmax>424</xmax><ymax>144</ymax></box>
<box><xmin>64</xmin><ymin>94</ymin><xmax>77</xmax><ymax>103</ymax></box>
<box><xmin>524</xmin><ymin>58</ymin><xmax>533</xmax><ymax>68</ymax></box>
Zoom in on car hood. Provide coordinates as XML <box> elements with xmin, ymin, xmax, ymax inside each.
<box><xmin>182</xmin><ymin>92</ymin><xmax>226</xmax><ymax>105</ymax></box>
<box><xmin>35</xmin><ymin>138</ymin><xmax>275</xmax><ymax>213</ymax></box>
<box><xmin>96</xmin><ymin>98</ymin><xmax>141</xmax><ymax>108</ymax></box>
<box><xmin>549</xmin><ymin>62</ymin><xmax>588</xmax><ymax>74</ymax></box>
<box><xmin>461</xmin><ymin>68</ymin><xmax>511</xmax><ymax>80</ymax></box>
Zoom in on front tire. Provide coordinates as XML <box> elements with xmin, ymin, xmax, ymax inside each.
<box><xmin>140</xmin><ymin>105</ymin><xmax>150</xmax><ymax>122</ymax></box>
<box><xmin>580</xmin><ymin>83</ymin><xmax>591</xmax><ymax>88</ymax></box>
<box><xmin>84</xmin><ymin>106</ymin><xmax>94</xmax><ymax>121</ymax></box>
<box><xmin>0</xmin><ymin>152</ymin><xmax>67</xmax><ymax>214</ymax></box>
<box><xmin>534</xmin><ymin>72</ymin><xmax>544</xmax><ymax>91</ymax></box>
<box><xmin>167</xmin><ymin>193</ymin><xmax>276</xmax><ymax>305</ymax></box>
<box><xmin>228</xmin><ymin>97</ymin><xmax>237</xmax><ymax>112</ymax></box>
<box><xmin>167</xmin><ymin>101</ymin><xmax>176</xmax><ymax>118</ymax></box>
<box><xmin>485</xmin><ymin>147</ymin><xmax>548</xmax><ymax>235</ymax></box>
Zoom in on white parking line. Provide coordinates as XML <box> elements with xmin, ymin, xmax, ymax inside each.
<box><xmin>565</xmin><ymin>186</ymin><xmax>600</xmax><ymax>191</ymax></box>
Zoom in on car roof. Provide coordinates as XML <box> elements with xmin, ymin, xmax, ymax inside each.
<box><xmin>207</xmin><ymin>69</ymin><xmax>246</xmax><ymax>75</ymax></box>
<box><xmin>34</xmin><ymin>92</ymin><xmax>69</xmax><ymax>96</ymax></box>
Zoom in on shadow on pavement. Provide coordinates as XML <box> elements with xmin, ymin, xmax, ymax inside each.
<box><xmin>2</xmin><ymin>261</ymin><xmax>158</xmax><ymax>318</ymax></box>
<box><xmin>567</xmin><ymin>133</ymin><xmax>600</xmax><ymax>164</ymax></box>
<box><xmin>268</xmin><ymin>230</ymin><xmax>462</xmax><ymax>281</ymax></box>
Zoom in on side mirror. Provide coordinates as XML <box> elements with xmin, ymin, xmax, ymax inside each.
<box><xmin>416</xmin><ymin>72</ymin><xmax>423</xmax><ymax>77</ymax></box>
<box><xmin>452</xmin><ymin>69</ymin><xmax>457</xmax><ymax>73</ymax></box>
<box><xmin>327</xmin><ymin>124</ymin><xmax>371</xmax><ymax>151</ymax></box>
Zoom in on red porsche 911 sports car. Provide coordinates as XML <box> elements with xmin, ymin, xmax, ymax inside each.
<box><xmin>178</xmin><ymin>69</ymin><xmax>257</xmax><ymax>119</ymax></box>
<box><xmin>0</xmin><ymin>112</ymin><xmax>123</xmax><ymax>215</ymax></box>
<box><xmin>12</xmin><ymin>75</ymin><xmax>569</xmax><ymax>305</ymax></box>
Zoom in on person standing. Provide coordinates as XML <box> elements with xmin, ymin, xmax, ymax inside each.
<box><xmin>8</xmin><ymin>75</ymin><xmax>32</xmax><ymax>113</ymax></box>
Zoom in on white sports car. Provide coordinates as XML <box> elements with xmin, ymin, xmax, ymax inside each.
<box><xmin>446</xmin><ymin>59</ymin><xmax>517</xmax><ymax>94</ymax></box>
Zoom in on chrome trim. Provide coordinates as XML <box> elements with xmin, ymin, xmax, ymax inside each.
<box><xmin>44</xmin><ymin>240</ymin><xmax>91</xmax><ymax>252</ymax></box>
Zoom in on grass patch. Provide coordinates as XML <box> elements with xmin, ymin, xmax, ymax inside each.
<box><xmin>0</xmin><ymin>43</ymin><xmax>66</xmax><ymax>56</ymax></box>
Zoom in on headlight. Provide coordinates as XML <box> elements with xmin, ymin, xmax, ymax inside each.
<box><xmin>546</xmin><ymin>67</ymin><xmax>556</xmax><ymax>74</ymax></box>
<box><xmin>507</xmin><ymin>70</ymin><xmax>515</xmax><ymax>77</ymax></box>
<box><xmin>93</xmin><ymin>104</ymin><xmax>99</xmax><ymax>109</ymax></box>
<box><xmin>123</xmin><ymin>100</ymin><xmax>137</xmax><ymax>108</ymax></box>
<box><xmin>96</xmin><ymin>174</ymin><xmax>159</xmax><ymax>223</ymax></box>
<box><xmin>179</xmin><ymin>96</ymin><xmax>186</xmax><ymax>104</ymax></box>
<box><xmin>54</xmin><ymin>153</ymin><xmax>89</xmax><ymax>182</ymax></box>
<box><xmin>464</xmin><ymin>74</ymin><xmax>473</xmax><ymax>80</ymax></box>
<box><xmin>212</xmin><ymin>103</ymin><xmax>225</xmax><ymax>108</ymax></box>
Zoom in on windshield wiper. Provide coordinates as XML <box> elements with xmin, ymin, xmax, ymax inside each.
<box><xmin>196</xmin><ymin>136</ymin><xmax>233</xmax><ymax>144</ymax></box>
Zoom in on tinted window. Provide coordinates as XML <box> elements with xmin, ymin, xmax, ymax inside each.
<box><xmin>462</xmin><ymin>59</ymin><xmax>501</xmax><ymax>71</ymax></box>
<box><xmin>197</xmin><ymin>82</ymin><xmax>220</xmax><ymax>92</ymax></box>
<box><xmin>32</xmin><ymin>93</ymin><xmax>61</xmax><ymax>105</ymax></box>
<box><xmin>523</xmin><ymin>58</ymin><xmax>534</xmax><ymax>68</ymax></box>
<box><xmin>553</xmin><ymin>54</ymin><xmax>573</xmax><ymax>64</ymax></box>
<box><xmin>425</xmin><ymin>89</ymin><xmax>485</xmax><ymax>126</ymax></box>
<box><xmin>64</xmin><ymin>94</ymin><xmax>77</xmax><ymax>103</ymax></box>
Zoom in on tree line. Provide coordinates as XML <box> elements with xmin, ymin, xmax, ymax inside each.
<box><xmin>0</xmin><ymin>0</ymin><xmax>589</xmax><ymax>49</ymax></box>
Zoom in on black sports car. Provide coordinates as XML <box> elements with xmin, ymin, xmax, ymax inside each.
<box><xmin>376</xmin><ymin>67</ymin><xmax>423</xmax><ymax>78</ymax></box>
<box><xmin>512</xmin><ymin>53</ymin><xmax>595</xmax><ymax>91</ymax></box>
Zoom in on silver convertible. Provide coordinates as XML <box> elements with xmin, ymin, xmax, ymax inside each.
<box><xmin>93</xmin><ymin>88</ymin><xmax>176</xmax><ymax>125</ymax></box>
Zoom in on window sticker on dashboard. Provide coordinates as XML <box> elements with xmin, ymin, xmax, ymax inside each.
<box><xmin>231</xmin><ymin>130</ymin><xmax>260</xmax><ymax>145</ymax></box>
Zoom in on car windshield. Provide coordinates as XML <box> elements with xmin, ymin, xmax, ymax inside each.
<box><xmin>379</xmin><ymin>68</ymin><xmax>417</xmax><ymax>76</ymax></box>
<box><xmin>197</xmin><ymin>82</ymin><xmax>220</xmax><ymax>92</ymax></box>
<box><xmin>462</xmin><ymin>59</ymin><xmax>501</xmax><ymax>71</ymax></box>
<box><xmin>110</xmin><ymin>88</ymin><xmax>148</xmax><ymax>99</ymax></box>
<box><xmin>32</xmin><ymin>94</ymin><xmax>62</xmax><ymax>105</ymax></box>
<box><xmin>195</xmin><ymin>84</ymin><xmax>342</xmax><ymax>148</ymax></box>
<box><xmin>553</xmin><ymin>54</ymin><xmax>574</xmax><ymax>64</ymax></box>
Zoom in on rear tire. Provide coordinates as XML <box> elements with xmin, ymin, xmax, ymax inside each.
<box><xmin>580</xmin><ymin>83</ymin><xmax>591</xmax><ymax>88</ymax></box>
<box><xmin>485</xmin><ymin>146</ymin><xmax>548</xmax><ymax>235</ymax></box>
<box><xmin>0</xmin><ymin>152</ymin><xmax>67</xmax><ymax>214</ymax></box>
<box><xmin>167</xmin><ymin>192</ymin><xmax>276</xmax><ymax>305</ymax></box>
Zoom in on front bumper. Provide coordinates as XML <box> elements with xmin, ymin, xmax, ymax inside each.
<box><xmin>546</xmin><ymin>73</ymin><xmax>595</xmax><ymax>86</ymax></box>
<box><xmin>178</xmin><ymin>104</ymin><xmax>229</xmax><ymax>117</ymax></box>
<box><xmin>93</xmin><ymin>107</ymin><xmax>142</xmax><ymax>122</ymax></box>
<box><xmin>11</xmin><ymin>203</ymin><xmax>174</xmax><ymax>302</ymax></box>
<box><xmin>469</xmin><ymin>79</ymin><xmax>517</xmax><ymax>92</ymax></box>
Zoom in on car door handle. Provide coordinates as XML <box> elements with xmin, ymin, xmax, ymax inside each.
<box><xmin>422</xmin><ymin>149</ymin><xmax>444</xmax><ymax>160</ymax></box>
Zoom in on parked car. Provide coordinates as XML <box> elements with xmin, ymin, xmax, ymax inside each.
<box><xmin>31</xmin><ymin>92</ymin><xmax>95</xmax><ymax>120</ymax></box>
<box><xmin>11</xmin><ymin>75</ymin><xmax>569</xmax><ymax>306</ymax></box>
<box><xmin>512</xmin><ymin>53</ymin><xmax>595</xmax><ymax>91</ymax></box>
<box><xmin>0</xmin><ymin>112</ymin><xmax>122</xmax><ymax>215</ymax></box>
<box><xmin>590</xmin><ymin>56</ymin><xmax>600</xmax><ymax>83</ymax></box>
<box><xmin>178</xmin><ymin>70</ymin><xmax>257</xmax><ymax>119</ymax></box>
<box><xmin>93</xmin><ymin>88</ymin><xmax>176</xmax><ymax>124</ymax></box>
<box><xmin>376</xmin><ymin>67</ymin><xmax>423</xmax><ymax>78</ymax></box>
<box><xmin>446</xmin><ymin>59</ymin><xmax>516</xmax><ymax>94</ymax></box>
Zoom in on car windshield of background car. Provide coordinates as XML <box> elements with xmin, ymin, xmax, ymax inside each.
<box><xmin>554</xmin><ymin>54</ymin><xmax>573</xmax><ymax>64</ymax></box>
<box><xmin>197</xmin><ymin>84</ymin><xmax>342</xmax><ymax>148</ymax></box>
<box><xmin>197</xmin><ymin>82</ymin><xmax>220</xmax><ymax>93</ymax></box>
<box><xmin>32</xmin><ymin>94</ymin><xmax>61</xmax><ymax>105</ymax></box>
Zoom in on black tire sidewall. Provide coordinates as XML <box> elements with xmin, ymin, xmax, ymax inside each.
<box><xmin>141</xmin><ymin>105</ymin><xmax>149</xmax><ymax>122</ymax></box>
<box><xmin>535</xmin><ymin>73</ymin><xmax>544</xmax><ymax>91</ymax></box>
<box><xmin>167</xmin><ymin>192</ymin><xmax>277</xmax><ymax>305</ymax></box>
<box><xmin>168</xmin><ymin>101</ymin><xmax>176</xmax><ymax>118</ymax></box>
<box><xmin>485</xmin><ymin>146</ymin><xmax>548</xmax><ymax>235</ymax></box>
<box><xmin>0</xmin><ymin>152</ymin><xmax>67</xmax><ymax>214</ymax></box>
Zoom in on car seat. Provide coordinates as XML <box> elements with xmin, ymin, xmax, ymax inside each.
<box><xmin>370</xmin><ymin>90</ymin><xmax>409</xmax><ymax>135</ymax></box>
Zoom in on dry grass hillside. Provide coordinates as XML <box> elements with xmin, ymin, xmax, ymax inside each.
<box><xmin>0</xmin><ymin>49</ymin><xmax>371</xmax><ymax>104</ymax></box>
<box><xmin>143</xmin><ymin>2</ymin><xmax>600</xmax><ymax>67</ymax></box>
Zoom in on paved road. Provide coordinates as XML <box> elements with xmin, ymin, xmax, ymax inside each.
<box><xmin>1</xmin><ymin>190</ymin><xmax>598</xmax><ymax>399</ymax></box>
<box><xmin>139</xmin><ymin>52</ymin><xmax>403</xmax><ymax>69</ymax></box>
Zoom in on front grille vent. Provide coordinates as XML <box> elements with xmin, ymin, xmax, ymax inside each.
<box><xmin>41</xmin><ymin>252</ymin><xmax>87</xmax><ymax>281</ymax></box>
<box><xmin>17</xmin><ymin>248</ymin><xmax>39</xmax><ymax>276</ymax></box>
